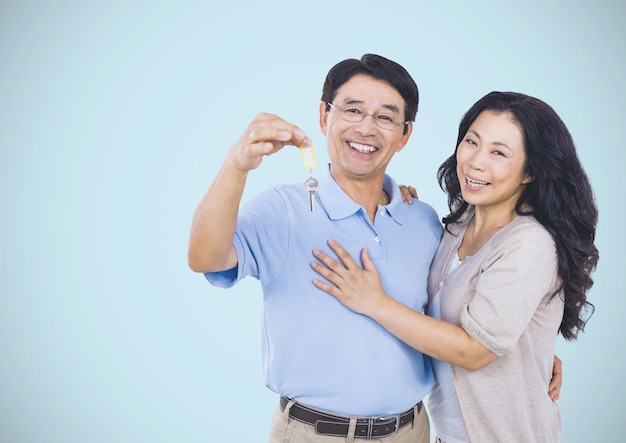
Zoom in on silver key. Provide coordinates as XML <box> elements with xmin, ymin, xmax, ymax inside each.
<box><xmin>304</xmin><ymin>177</ymin><xmax>318</xmax><ymax>212</ymax></box>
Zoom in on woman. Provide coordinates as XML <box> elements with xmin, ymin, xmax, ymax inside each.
<box><xmin>310</xmin><ymin>91</ymin><xmax>598</xmax><ymax>442</ymax></box>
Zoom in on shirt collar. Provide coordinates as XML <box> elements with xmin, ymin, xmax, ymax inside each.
<box><xmin>316</xmin><ymin>164</ymin><xmax>405</xmax><ymax>226</ymax></box>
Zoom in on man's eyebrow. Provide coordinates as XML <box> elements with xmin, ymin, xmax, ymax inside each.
<box><xmin>342</xmin><ymin>98</ymin><xmax>400</xmax><ymax>114</ymax></box>
<box><xmin>381</xmin><ymin>103</ymin><xmax>401</xmax><ymax>114</ymax></box>
<box><xmin>342</xmin><ymin>98</ymin><xmax>363</xmax><ymax>105</ymax></box>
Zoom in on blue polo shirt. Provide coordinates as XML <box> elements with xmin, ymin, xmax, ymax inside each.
<box><xmin>205</xmin><ymin>165</ymin><xmax>443</xmax><ymax>417</ymax></box>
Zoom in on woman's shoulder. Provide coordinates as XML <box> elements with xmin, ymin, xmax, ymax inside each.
<box><xmin>498</xmin><ymin>215</ymin><xmax>555</xmax><ymax>254</ymax></box>
<box><xmin>508</xmin><ymin>215</ymin><xmax>551</xmax><ymax>237</ymax></box>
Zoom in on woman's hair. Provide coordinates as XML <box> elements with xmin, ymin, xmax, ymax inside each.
<box><xmin>437</xmin><ymin>91</ymin><xmax>599</xmax><ymax>340</ymax></box>
<box><xmin>320</xmin><ymin>54</ymin><xmax>418</xmax><ymax>135</ymax></box>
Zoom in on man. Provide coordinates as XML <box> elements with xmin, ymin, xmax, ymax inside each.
<box><xmin>188</xmin><ymin>54</ymin><xmax>443</xmax><ymax>442</ymax></box>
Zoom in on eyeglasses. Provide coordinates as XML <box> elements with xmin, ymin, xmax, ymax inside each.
<box><xmin>327</xmin><ymin>102</ymin><xmax>408</xmax><ymax>131</ymax></box>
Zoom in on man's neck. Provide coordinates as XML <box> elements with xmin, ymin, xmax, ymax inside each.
<box><xmin>331</xmin><ymin>171</ymin><xmax>389</xmax><ymax>223</ymax></box>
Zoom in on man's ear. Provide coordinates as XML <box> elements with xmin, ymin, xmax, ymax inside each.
<box><xmin>396</xmin><ymin>122</ymin><xmax>413</xmax><ymax>153</ymax></box>
<box><xmin>319</xmin><ymin>101</ymin><xmax>328</xmax><ymax>135</ymax></box>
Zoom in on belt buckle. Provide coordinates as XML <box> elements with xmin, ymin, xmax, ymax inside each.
<box><xmin>377</xmin><ymin>414</ymin><xmax>401</xmax><ymax>437</ymax></box>
<box><xmin>392</xmin><ymin>414</ymin><xmax>401</xmax><ymax>434</ymax></box>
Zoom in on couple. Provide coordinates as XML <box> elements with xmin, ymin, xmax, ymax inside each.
<box><xmin>187</xmin><ymin>54</ymin><xmax>598</xmax><ymax>443</ymax></box>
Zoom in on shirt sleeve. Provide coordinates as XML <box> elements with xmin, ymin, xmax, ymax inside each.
<box><xmin>459</xmin><ymin>222</ymin><xmax>560</xmax><ymax>356</ymax></box>
<box><xmin>204</xmin><ymin>186</ymin><xmax>291</xmax><ymax>289</ymax></box>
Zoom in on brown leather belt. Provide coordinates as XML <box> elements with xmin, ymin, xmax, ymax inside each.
<box><xmin>279</xmin><ymin>396</ymin><xmax>420</xmax><ymax>439</ymax></box>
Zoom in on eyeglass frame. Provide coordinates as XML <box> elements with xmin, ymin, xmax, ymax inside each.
<box><xmin>326</xmin><ymin>102</ymin><xmax>410</xmax><ymax>131</ymax></box>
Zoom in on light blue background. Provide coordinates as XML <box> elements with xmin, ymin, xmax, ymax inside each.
<box><xmin>1</xmin><ymin>1</ymin><xmax>623</xmax><ymax>441</ymax></box>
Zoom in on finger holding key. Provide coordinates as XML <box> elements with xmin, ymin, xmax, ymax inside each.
<box><xmin>229</xmin><ymin>113</ymin><xmax>312</xmax><ymax>173</ymax></box>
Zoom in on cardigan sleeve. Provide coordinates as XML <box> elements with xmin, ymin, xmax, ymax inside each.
<box><xmin>459</xmin><ymin>218</ymin><xmax>561</xmax><ymax>356</ymax></box>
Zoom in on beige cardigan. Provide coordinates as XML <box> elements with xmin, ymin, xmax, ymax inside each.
<box><xmin>427</xmin><ymin>211</ymin><xmax>564</xmax><ymax>443</ymax></box>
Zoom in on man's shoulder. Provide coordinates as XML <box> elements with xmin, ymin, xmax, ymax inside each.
<box><xmin>402</xmin><ymin>198</ymin><xmax>442</xmax><ymax>224</ymax></box>
<box><xmin>394</xmin><ymin>200</ymin><xmax>444</xmax><ymax>245</ymax></box>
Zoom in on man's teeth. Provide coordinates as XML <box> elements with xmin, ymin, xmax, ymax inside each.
<box><xmin>349</xmin><ymin>142</ymin><xmax>376</xmax><ymax>153</ymax></box>
<box><xmin>467</xmin><ymin>177</ymin><xmax>489</xmax><ymax>186</ymax></box>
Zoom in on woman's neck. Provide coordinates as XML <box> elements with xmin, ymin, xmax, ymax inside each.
<box><xmin>458</xmin><ymin>206</ymin><xmax>517</xmax><ymax>260</ymax></box>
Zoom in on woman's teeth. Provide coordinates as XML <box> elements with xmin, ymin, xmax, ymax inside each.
<box><xmin>466</xmin><ymin>177</ymin><xmax>489</xmax><ymax>186</ymax></box>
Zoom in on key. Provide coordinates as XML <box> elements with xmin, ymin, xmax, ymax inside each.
<box><xmin>304</xmin><ymin>176</ymin><xmax>318</xmax><ymax>212</ymax></box>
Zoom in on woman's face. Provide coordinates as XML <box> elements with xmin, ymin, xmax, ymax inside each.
<box><xmin>456</xmin><ymin>110</ymin><xmax>532</xmax><ymax>213</ymax></box>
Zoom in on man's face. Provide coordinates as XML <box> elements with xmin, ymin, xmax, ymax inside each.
<box><xmin>319</xmin><ymin>74</ymin><xmax>412</xmax><ymax>185</ymax></box>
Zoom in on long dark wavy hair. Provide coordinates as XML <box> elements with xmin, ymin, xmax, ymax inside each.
<box><xmin>437</xmin><ymin>91</ymin><xmax>599</xmax><ymax>340</ymax></box>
